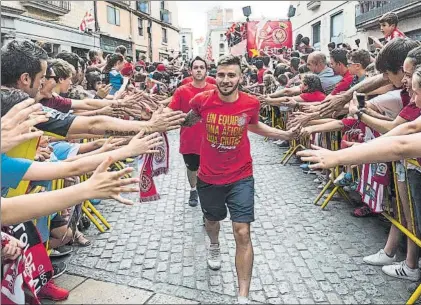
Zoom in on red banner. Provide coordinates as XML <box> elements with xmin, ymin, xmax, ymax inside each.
<box><xmin>246</xmin><ymin>20</ymin><xmax>293</xmax><ymax>57</ymax></box>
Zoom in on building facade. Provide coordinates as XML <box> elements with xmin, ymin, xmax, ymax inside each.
<box><xmin>289</xmin><ymin>0</ymin><xmax>421</xmax><ymax>55</ymax></box>
<box><xmin>1</xmin><ymin>1</ymin><xmax>99</xmax><ymax>57</ymax></box>
<box><xmin>179</xmin><ymin>28</ymin><xmax>193</xmax><ymax>61</ymax></box>
<box><xmin>1</xmin><ymin>1</ymin><xmax>180</xmax><ymax>62</ymax></box>
<box><xmin>208</xmin><ymin>27</ymin><xmax>232</xmax><ymax>61</ymax></box>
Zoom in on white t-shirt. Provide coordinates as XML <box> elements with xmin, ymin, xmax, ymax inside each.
<box><xmin>367</xmin><ymin>90</ymin><xmax>402</xmax><ymax>119</ymax></box>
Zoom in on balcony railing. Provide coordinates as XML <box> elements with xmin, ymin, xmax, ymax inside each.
<box><xmin>307</xmin><ymin>1</ymin><xmax>321</xmax><ymax>10</ymax></box>
<box><xmin>160</xmin><ymin>8</ymin><xmax>172</xmax><ymax>24</ymax></box>
<box><xmin>22</xmin><ymin>1</ymin><xmax>71</xmax><ymax>16</ymax></box>
<box><xmin>355</xmin><ymin>0</ymin><xmax>421</xmax><ymax>27</ymax></box>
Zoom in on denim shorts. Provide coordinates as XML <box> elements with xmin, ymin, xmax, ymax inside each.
<box><xmin>408</xmin><ymin>169</ymin><xmax>421</xmax><ymax>234</ymax></box>
<box><xmin>395</xmin><ymin>162</ymin><xmax>407</xmax><ymax>182</ymax></box>
<box><xmin>197</xmin><ymin>176</ymin><xmax>255</xmax><ymax>223</ymax></box>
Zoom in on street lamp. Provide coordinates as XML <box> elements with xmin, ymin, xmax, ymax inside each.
<box><xmin>242</xmin><ymin>6</ymin><xmax>251</xmax><ymax>22</ymax></box>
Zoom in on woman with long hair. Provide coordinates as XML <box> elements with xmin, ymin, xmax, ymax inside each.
<box><xmin>102</xmin><ymin>53</ymin><xmax>125</xmax><ymax>95</ymax></box>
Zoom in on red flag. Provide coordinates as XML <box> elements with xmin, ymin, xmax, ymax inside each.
<box><xmin>246</xmin><ymin>20</ymin><xmax>293</xmax><ymax>57</ymax></box>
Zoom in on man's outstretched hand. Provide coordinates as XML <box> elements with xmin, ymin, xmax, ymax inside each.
<box><xmin>296</xmin><ymin>145</ymin><xmax>339</xmax><ymax>170</ymax></box>
<box><xmin>149</xmin><ymin>106</ymin><xmax>186</xmax><ymax>132</ymax></box>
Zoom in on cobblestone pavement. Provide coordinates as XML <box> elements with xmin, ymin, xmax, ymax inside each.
<box><xmin>66</xmin><ymin>131</ymin><xmax>411</xmax><ymax>304</ymax></box>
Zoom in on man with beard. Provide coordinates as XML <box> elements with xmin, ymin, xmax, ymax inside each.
<box><xmin>167</xmin><ymin>56</ymin><xmax>216</xmax><ymax>207</ymax></box>
<box><xmin>182</xmin><ymin>55</ymin><xmax>296</xmax><ymax>303</ymax></box>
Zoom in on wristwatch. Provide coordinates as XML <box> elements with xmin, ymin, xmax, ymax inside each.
<box><xmin>356</xmin><ymin>109</ymin><xmax>364</xmax><ymax>120</ymax></box>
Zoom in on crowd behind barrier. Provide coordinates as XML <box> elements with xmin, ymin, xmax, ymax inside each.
<box><xmin>2</xmin><ymin>10</ymin><xmax>421</xmax><ymax>305</ymax></box>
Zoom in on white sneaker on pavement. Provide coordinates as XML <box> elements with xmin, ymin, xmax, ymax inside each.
<box><xmin>207</xmin><ymin>243</ymin><xmax>221</xmax><ymax>270</ymax></box>
<box><xmin>382</xmin><ymin>260</ymin><xmax>421</xmax><ymax>281</ymax></box>
<box><xmin>237</xmin><ymin>296</ymin><xmax>250</xmax><ymax>304</ymax></box>
<box><xmin>363</xmin><ymin>249</ymin><xmax>396</xmax><ymax>266</ymax></box>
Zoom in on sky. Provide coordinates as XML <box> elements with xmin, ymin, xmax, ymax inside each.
<box><xmin>177</xmin><ymin>1</ymin><xmax>290</xmax><ymax>42</ymax></box>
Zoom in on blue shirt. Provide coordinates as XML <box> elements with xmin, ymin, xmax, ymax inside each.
<box><xmin>50</xmin><ymin>141</ymin><xmax>80</xmax><ymax>161</ymax></box>
<box><xmin>1</xmin><ymin>154</ymin><xmax>33</xmax><ymax>197</ymax></box>
<box><xmin>109</xmin><ymin>69</ymin><xmax>123</xmax><ymax>95</ymax></box>
<box><xmin>317</xmin><ymin>67</ymin><xmax>342</xmax><ymax>95</ymax></box>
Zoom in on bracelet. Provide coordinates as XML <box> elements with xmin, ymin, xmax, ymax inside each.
<box><xmin>356</xmin><ymin>110</ymin><xmax>364</xmax><ymax>120</ymax></box>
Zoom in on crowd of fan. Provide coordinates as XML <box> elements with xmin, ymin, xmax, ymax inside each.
<box><xmin>248</xmin><ymin>11</ymin><xmax>421</xmax><ymax>289</ymax></box>
<box><xmin>2</xmin><ymin>9</ymin><xmax>421</xmax><ymax>304</ymax></box>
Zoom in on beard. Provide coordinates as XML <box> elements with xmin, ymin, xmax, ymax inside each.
<box><xmin>217</xmin><ymin>81</ymin><xmax>240</xmax><ymax>96</ymax></box>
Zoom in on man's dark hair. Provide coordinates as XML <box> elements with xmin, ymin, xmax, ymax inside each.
<box><xmin>379</xmin><ymin>12</ymin><xmax>398</xmax><ymax>26</ymax></box>
<box><xmin>290</xmin><ymin>57</ymin><xmax>300</xmax><ymax>72</ymax></box>
<box><xmin>56</xmin><ymin>52</ymin><xmax>81</xmax><ymax>71</ymax></box>
<box><xmin>189</xmin><ymin>56</ymin><xmax>208</xmax><ymax>70</ymax></box>
<box><xmin>328</xmin><ymin>42</ymin><xmax>336</xmax><ymax>50</ymax></box>
<box><xmin>274</xmin><ymin>64</ymin><xmax>289</xmax><ymax>78</ymax></box>
<box><xmin>254</xmin><ymin>59</ymin><xmax>264</xmax><ymax>69</ymax></box>
<box><xmin>301</xmin><ymin>37</ymin><xmax>310</xmax><ymax>46</ymax></box>
<box><xmin>330</xmin><ymin>48</ymin><xmax>348</xmax><ymax>66</ymax></box>
<box><xmin>298</xmin><ymin>64</ymin><xmax>310</xmax><ymax>74</ymax></box>
<box><xmin>1</xmin><ymin>40</ymin><xmax>48</xmax><ymax>87</ymax></box>
<box><xmin>347</xmin><ymin>49</ymin><xmax>371</xmax><ymax>69</ymax></box>
<box><xmin>300</xmin><ymin>54</ymin><xmax>309</xmax><ymax>63</ymax></box>
<box><xmin>406</xmin><ymin>46</ymin><xmax>421</xmax><ymax>68</ymax></box>
<box><xmin>115</xmin><ymin>45</ymin><xmax>127</xmax><ymax>56</ymax></box>
<box><xmin>217</xmin><ymin>55</ymin><xmax>242</xmax><ymax>70</ymax></box>
<box><xmin>277</xmin><ymin>74</ymin><xmax>288</xmax><ymax>86</ymax></box>
<box><xmin>152</xmin><ymin>71</ymin><xmax>163</xmax><ymax>81</ymax></box>
<box><xmin>262</xmin><ymin>56</ymin><xmax>270</xmax><ymax>67</ymax></box>
<box><xmin>0</xmin><ymin>88</ymin><xmax>30</xmax><ymax>116</ymax></box>
<box><xmin>291</xmin><ymin>51</ymin><xmax>300</xmax><ymax>58</ymax></box>
<box><xmin>376</xmin><ymin>38</ymin><xmax>421</xmax><ymax>74</ymax></box>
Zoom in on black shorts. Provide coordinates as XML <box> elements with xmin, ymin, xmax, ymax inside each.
<box><xmin>197</xmin><ymin>176</ymin><xmax>255</xmax><ymax>223</ymax></box>
<box><xmin>50</xmin><ymin>214</ymin><xmax>68</xmax><ymax>230</ymax></box>
<box><xmin>182</xmin><ymin>154</ymin><xmax>200</xmax><ymax>171</ymax></box>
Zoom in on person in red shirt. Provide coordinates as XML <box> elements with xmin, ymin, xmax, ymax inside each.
<box><xmin>180</xmin><ymin>75</ymin><xmax>216</xmax><ymax>86</ymax></box>
<box><xmin>329</xmin><ymin>48</ymin><xmax>354</xmax><ymax>96</ymax></box>
<box><xmin>255</xmin><ymin>59</ymin><xmax>266</xmax><ymax>84</ymax></box>
<box><xmin>182</xmin><ymin>55</ymin><xmax>295</xmax><ymax>303</ymax></box>
<box><xmin>370</xmin><ymin>12</ymin><xmax>407</xmax><ymax>49</ymax></box>
<box><xmin>167</xmin><ymin>56</ymin><xmax>216</xmax><ymax>207</ymax></box>
<box><xmin>262</xmin><ymin>74</ymin><xmax>326</xmax><ymax>108</ymax></box>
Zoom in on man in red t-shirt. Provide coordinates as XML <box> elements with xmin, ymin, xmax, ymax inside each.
<box><xmin>329</xmin><ymin>48</ymin><xmax>354</xmax><ymax>96</ymax></box>
<box><xmin>181</xmin><ymin>55</ymin><xmax>295</xmax><ymax>302</ymax></box>
<box><xmin>168</xmin><ymin>56</ymin><xmax>216</xmax><ymax>207</ymax></box>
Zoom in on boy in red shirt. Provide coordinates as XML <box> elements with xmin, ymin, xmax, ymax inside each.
<box><xmin>370</xmin><ymin>12</ymin><xmax>406</xmax><ymax>49</ymax></box>
<box><xmin>168</xmin><ymin>56</ymin><xmax>216</xmax><ymax>207</ymax></box>
<box><xmin>182</xmin><ymin>55</ymin><xmax>295</xmax><ymax>303</ymax></box>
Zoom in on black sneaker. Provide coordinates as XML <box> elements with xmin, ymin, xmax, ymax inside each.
<box><xmin>50</xmin><ymin>245</ymin><xmax>73</xmax><ymax>258</ymax></box>
<box><xmin>52</xmin><ymin>261</ymin><xmax>67</xmax><ymax>279</ymax></box>
<box><xmin>188</xmin><ymin>190</ymin><xmax>199</xmax><ymax>207</ymax></box>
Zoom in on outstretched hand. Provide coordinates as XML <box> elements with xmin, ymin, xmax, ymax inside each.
<box><xmin>86</xmin><ymin>157</ymin><xmax>140</xmax><ymax>205</ymax></box>
<box><xmin>1</xmin><ymin>98</ymin><xmax>49</xmax><ymax>153</ymax></box>
<box><xmin>149</xmin><ymin>106</ymin><xmax>186</xmax><ymax>132</ymax></box>
<box><xmin>296</xmin><ymin>144</ymin><xmax>339</xmax><ymax>170</ymax></box>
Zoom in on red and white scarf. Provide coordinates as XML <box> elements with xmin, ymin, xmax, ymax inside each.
<box><xmin>138</xmin><ymin>132</ymin><xmax>169</xmax><ymax>202</ymax></box>
<box><xmin>2</xmin><ymin>222</ymin><xmax>53</xmax><ymax>305</ymax></box>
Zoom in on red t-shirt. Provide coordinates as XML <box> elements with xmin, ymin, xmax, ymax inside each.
<box><xmin>168</xmin><ymin>83</ymin><xmax>216</xmax><ymax>155</ymax></box>
<box><xmin>398</xmin><ymin>101</ymin><xmax>421</xmax><ymax>122</ymax></box>
<box><xmin>190</xmin><ymin>90</ymin><xmax>260</xmax><ymax>185</ymax></box>
<box><xmin>299</xmin><ymin>91</ymin><xmax>326</xmax><ymax>103</ymax></box>
<box><xmin>401</xmin><ymin>89</ymin><xmax>411</xmax><ymax>107</ymax></box>
<box><xmin>385</xmin><ymin>28</ymin><xmax>406</xmax><ymax>42</ymax></box>
<box><xmin>181</xmin><ymin>76</ymin><xmax>217</xmax><ymax>86</ymax></box>
<box><xmin>257</xmin><ymin>68</ymin><xmax>266</xmax><ymax>84</ymax></box>
<box><xmin>40</xmin><ymin>95</ymin><xmax>72</xmax><ymax>113</ymax></box>
<box><xmin>330</xmin><ymin>71</ymin><xmax>354</xmax><ymax>96</ymax></box>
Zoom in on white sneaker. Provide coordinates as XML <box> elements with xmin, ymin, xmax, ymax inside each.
<box><xmin>237</xmin><ymin>296</ymin><xmax>250</xmax><ymax>304</ymax></box>
<box><xmin>363</xmin><ymin>249</ymin><xmax>396</xmax><ymax>266</ymax></box>
<box><xmin>207</xmin><ymin>243</ymin><xmax>221</xmax><ymax>270</ymax></box>
<box><xmin>382</xmin><ymin>261</ymin><xmax>421</xmax><ymax>281</ymax></box>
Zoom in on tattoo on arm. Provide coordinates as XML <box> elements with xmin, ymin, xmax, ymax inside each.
<box><xmin>348</xmin><ymin>75</ymin><xmax>389</xmax><ymax>95</ymax></box>
<box><xmin>181</xmin><ymin>110</ymin><xmax>201</xmax><ymax>127</ymax></box>
<box><xmin>104</xmin><ymin>130</ymin><xmax>138</xmax><ymax>137</ymax></box>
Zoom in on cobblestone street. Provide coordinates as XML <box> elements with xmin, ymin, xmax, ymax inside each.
<box><xmin>66</xmin><ymin>131</ymin><xmax>411</xmax><ymax>304</ymax></box>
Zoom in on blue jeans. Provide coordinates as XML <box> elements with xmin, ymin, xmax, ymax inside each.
<box><xmin>408</xmin><ymin>169</ymin><xmax>421</xmax><ymax>235</ymax></box>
